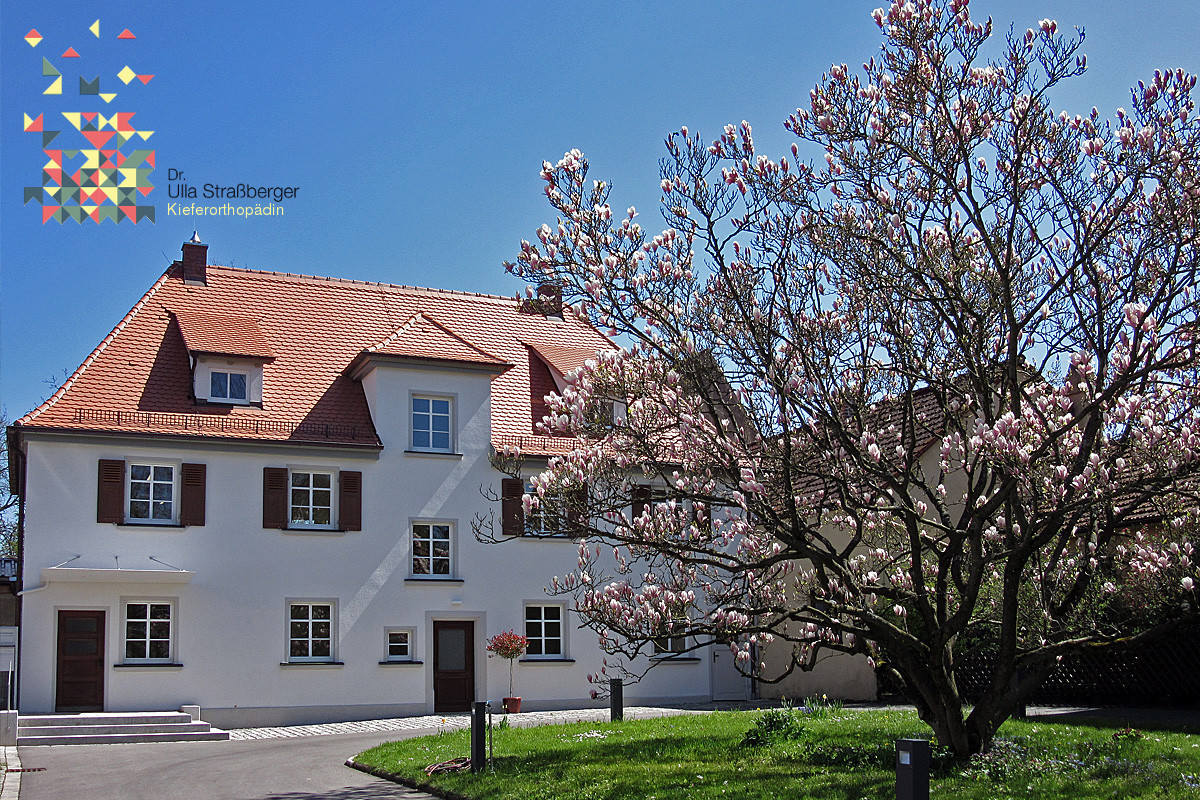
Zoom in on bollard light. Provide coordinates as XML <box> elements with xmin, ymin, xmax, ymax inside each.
<box><xmin>610</xmin><ymin>678</ymin><xmax>623</xmax><ymax>722</ymax></box>
<box><xmin>895</xmin><ymin>738</ymin><xmax>930</xmax><ymax>800</ymax></box>
<box><xmin>471</xmin><ymin>701</ymin><xmax>489</xmax><ymax>772</ymax></box>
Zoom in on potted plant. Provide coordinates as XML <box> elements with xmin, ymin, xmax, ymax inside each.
<box><xmin>487</xmin><ymin>629</ymin><xmax>528</xmax><ymax>713</ymax></box>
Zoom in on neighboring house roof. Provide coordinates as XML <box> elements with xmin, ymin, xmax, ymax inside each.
<box><xmin>14</xmin><ymin>254</ymin><xmax>612</xmax><ymax>455</ymax></box>
<box><xmin>788</xmin><ymin>384</ymin><xmax>949</xmax><ymax>499</ymax></box>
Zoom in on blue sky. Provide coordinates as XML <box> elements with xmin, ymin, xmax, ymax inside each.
<box><xmin>2</xmin><ymin>1</ymin><xmax>1198</xmax><ymax>420</ymax></box>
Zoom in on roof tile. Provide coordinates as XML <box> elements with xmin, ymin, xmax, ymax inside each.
<box><xmin>17</xmin><ymin>263</ymin><xmax>611</xmax><ymax>452</ymax></box>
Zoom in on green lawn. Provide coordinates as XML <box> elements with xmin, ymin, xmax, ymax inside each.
<box><xmin>353</xmin><ymin>708</ymin><xmax>1200</xmax><ymax>799</ymax></box>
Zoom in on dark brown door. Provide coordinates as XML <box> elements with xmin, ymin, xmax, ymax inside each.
<box><xmin>433</xmin><ymin>621</ymin><xmax>474</xmax><ymax>712</ymax></box>
<box><xmin>56</xmin><ymin>610</ymin><xmax>105</xmax><ymax>712</ymax></box>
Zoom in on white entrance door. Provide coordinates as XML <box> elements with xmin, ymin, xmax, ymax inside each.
<box><xmin>710</xmin><ymin>642</ymin><xmax>752</xmax><ymax>701</ymax></box>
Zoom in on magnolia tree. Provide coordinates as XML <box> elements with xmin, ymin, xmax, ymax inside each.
<box><xmin>490</xmin><ymin>0</ymin><xmax>1200</xmax><ymax>758</ymax></box>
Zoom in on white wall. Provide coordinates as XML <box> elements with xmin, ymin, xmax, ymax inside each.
<box><xmin>19</xmin><ymin>361</ymin><xmax>714</xmax><ymax>726</ymax></box>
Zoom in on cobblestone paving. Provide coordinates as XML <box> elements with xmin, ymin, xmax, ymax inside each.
<box><xmin>228</xmin><ymin>706</ymin><xmax>704</xmax><ymax>740</ymax></box>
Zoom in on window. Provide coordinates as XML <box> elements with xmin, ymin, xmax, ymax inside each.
<box><xmin>128</xmin><ymin>464</ymin><xmax>175</xmax><ymax>522</ymax></box>
<box><xmin>526</xmin><ymin>484</ymin><xmax>566</xmax><ymax>536</ymax></box>
<box><xmin>525</xmin><ymin>605</ymin><xmax>563</xmax><ymax>657</ymax></box>
<box><xmin>653</xmin><ymin>604</ymin><xmax>690</xmax><ymax>655</ymax></box>
<box><xmin>412</xmin><ymin>396</ymin><xmax>452</xmax><ymax>451</ymax></box>
<box><xmin>289</xmin><ymin>602</ymin><xmax>333</xmax><ymax>661</ymax></box>
<box><xmin>653</xmin><ymin>631</ymin><xmax>689</xmax><ymax>655</ymax></box>
<box><xmin>290</xmin><ymin>471</ymin><xmax>333</xmax><ymax>527</ymax></box>
<box><xmin>386</xmin><ymin>629</ymin><xmax>414</xmax><ymax>662</ymax></box>
<box><xmin>98</xmin><ymin>460</ymin><xmax>205</xmax><ymax>526</ymax></box>
<box><xmin>124</xmin><ymin>601</ymin><xmax>173</xmax><ymax>661</ymax></box>
<box><xmin>209</xmin><ymin>370</ymin><xmax>248</xmax><ymax>402</ymax></box>
<box><xmin>193</xmin><ymin>357</ymin><xmax>262</xmax><ymax>405</ymax></box>
<box><xmin>263</xmin><ymin>468</ymin><xmax>360</xmax><ymax>532</ymax></box>
<box><xmin>412</xmin><ymin>523</ymin><xmax>451</xmax><ymax>576</ymax></box>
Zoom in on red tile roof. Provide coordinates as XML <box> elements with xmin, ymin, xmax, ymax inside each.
<box><xmin>524</xmin><ymin>340</ymin><xmax>610</xmax><ymax>377</ymax></box>
<box><xmin>367</xmin><ymin>312</ymin><xmax>509</xmax><ymax>368</ymax></box>
<box><xmin>16</xmin><ymin>261</ymin><xmax>612</xmax><ymax>453</ymax></box>
<box><xmin>172</xmin><ymin>310</ymin><xmax>275</xmax><ymax>359</ymax></box>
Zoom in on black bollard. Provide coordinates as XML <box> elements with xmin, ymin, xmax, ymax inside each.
<box><xmin>895</xmin><ymin>738</ymin><xmax>930</xmax><ymax>800</ymax></box>
<box><xmin>471</xmin><ymin>701</ymin><xmax>489</xmax><ymax>772</ymax></box>
<box><xmin>610</xmin><ymin>678</ymin><xmax>623</xmax><ymax>722</ymax></box>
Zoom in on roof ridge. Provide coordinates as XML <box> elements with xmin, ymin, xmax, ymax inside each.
<box><xmin>17</xmin><ymin>266</ymin><xmax>177</xmax><ymax>426</ymax></box>
<box><xmin>367</xmin><ymin>311</ymin><xmax>424</xmax><ymax>352</ymax></box>
<box><xmin>206</xmin><ymin>264</ymin><xmax>521</xmax><ymax>305</ymax></box>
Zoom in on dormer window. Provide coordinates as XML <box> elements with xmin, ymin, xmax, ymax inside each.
<box><xmin>194</xmin><ymin>357</ymin><xmax>263</xmax><ymax>406</ymax></box>
<box><xmin>170</xmin><ymin>310</ymin><xmax>274</xmax><ymax>408</ymax></box>
<box><xmin>210</xmin><ymin>370</ymin><xmax>248</xmax><ymax>402</ymax></box>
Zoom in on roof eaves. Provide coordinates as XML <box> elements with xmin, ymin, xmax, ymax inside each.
<box><xmin>13</xmin><ymin>423</ymin><xmax>384</xmax><ymax>451</ymax></box>
<box><xmin>346</xmin><ymin>351</ymin><xmax>513</xmax><ymax>381</ymax></box>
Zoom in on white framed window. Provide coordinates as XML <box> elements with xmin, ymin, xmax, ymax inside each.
<box><xmin>411</xmin><ymin>395</ymin><xmax>453</xmax><ymax>452</ymax></box>
<box><xmin>385</xmin><ymin>628</ymin><xmax>415</xmax><ymax>662</ymax></box>
<box><xmin>653</xmin><ymin>631</ymin><xmax>688</xmax><ymax>655</ymax></box>
<box><xmin>127</xmin><ymin>463</ymin><xmax>177</xmax><ymax>523</ymax></box>
<box><xmin>210</xmin><ymin>370</ymin><xmax>248</xmax><ymax>402</ymax></box>
<box><xmin>653</xmin><ymin>605</ymin><xmax>690</xmax><ymax>655</ymax></box>
<box><xmin>194</xmin><ymin>357</ymin><xmax>262</xmax><ymax>405</ymax></box>
<box><xmin>124</xmin><ymin>600</ymin><xmax>174</xmax><ymax>662</ymax></box>
<box><xmin>525</xmin><ymin>483</ymin><xmax>568</xmax><ymax>537</ymax></box>
<box><xmin>288</xmin><ymin>602</ymin><xmax>334</xmax><ymax>662</ymax></box>
<box><xmin>290</xmin><ymin>471</ymin><xmax>334</xmax><ymax>528</ymax></box>
<box><xmin>525</xmin><ymin>604</ymin><xmax>564</xmax><ymax>657</ymax></box>
<box><xmin>412</xmin><ymin>522</ymin><xmax>452</xmax><ymax>576</ymax></box>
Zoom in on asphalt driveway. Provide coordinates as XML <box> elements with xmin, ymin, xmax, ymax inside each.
<box><xmin>15</xmin><ymin>727</ymin><xmax>430</xmax><ymax>800</ymax></box>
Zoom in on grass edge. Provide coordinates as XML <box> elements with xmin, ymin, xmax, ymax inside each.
<box><xmin>345</xmin><ymin>756</ymin><xmax>473</xmax><ymax>800</ymax></box>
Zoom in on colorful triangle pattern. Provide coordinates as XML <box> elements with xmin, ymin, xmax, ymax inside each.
<box><xmin>26</xmin><ymin>18</ymin><xmax>157</xmax><ymax>224</ymax></box>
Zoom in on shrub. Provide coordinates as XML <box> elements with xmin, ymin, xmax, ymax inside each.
<box><xmin>739</xmin><ymin>707</ymin><xmax>806</xmax><ymax>748</ymax></box>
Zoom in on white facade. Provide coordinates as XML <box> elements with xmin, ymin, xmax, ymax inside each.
<box><xmin>17</xmin><ymin>363</ymin><xmax>729</xmax><ymax>728</ymax></box>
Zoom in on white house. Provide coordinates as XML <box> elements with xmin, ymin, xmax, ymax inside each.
<box><xmin>7</xmin><ymin>237</ymin><xmax>750</xmax><ymax>728</ymax></box>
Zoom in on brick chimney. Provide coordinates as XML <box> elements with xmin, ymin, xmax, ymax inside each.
<box><xmin>537</xmin><ymin>283</ymin><xmax>562</xmax><ymax>317</ymax></box>
<box><xmin>181</xmin><ymin>231</ymin><xmax>208</xmax><ymax>285</ymax></box>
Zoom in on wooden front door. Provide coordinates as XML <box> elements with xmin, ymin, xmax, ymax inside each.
<box><xmin>433</xmin><ymin>621</ymin><xmax>474</xmax><ymax>712</ymax></box>
<box><xmin>56</xmin><ymin>610</ymin><xmax>105</xmax><ymax>712</ymax></box>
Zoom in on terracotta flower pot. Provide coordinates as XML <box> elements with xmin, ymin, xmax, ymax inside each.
<box><xmin>502</xmin><ymin>696</ymin><xmax>522</xmax><ymax>713</ymax></box>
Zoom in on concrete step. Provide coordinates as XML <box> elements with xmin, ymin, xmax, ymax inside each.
<box><xmin>18</xmin><ymin>729</ymin><xmax>229</xmax><ymax>746</ymax></box>
<box><xmin>17</xmin><ymin>710</ymin><xmax>230</xmax><ymax>745</ymax></box>
<box><xmin>20</xmin><ymin>711</ymin><xmax>193</xmax><ymax>727</ymax></box>
<box><xmin>19</xmin><ymin>721</ymin><xmax>216</xmax><ymax>737</ymax></box>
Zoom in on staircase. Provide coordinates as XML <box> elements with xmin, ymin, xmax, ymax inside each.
<box><xmin>18</xmin><ymin>711</ymin><xmax>229</xmax><ymax>745</ymax></box>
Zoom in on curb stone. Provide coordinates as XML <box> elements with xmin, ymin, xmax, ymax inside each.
<box><xmin>1</xmin><ymin>746</ymin><xmax>20</xmax><ymax>800</ymax></box>
<box><xmin>345</xmin><ymin>757</ymin><xmax>457</xmax><ymax>800</ymax></box>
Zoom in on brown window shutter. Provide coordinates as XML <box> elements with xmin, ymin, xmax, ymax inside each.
<box><xmin>339</xmin><ymin>470</ymin><xmax>362</xmax><ymax>531</ymax></box>
<box><xmin>180</xmin><ymin>463</ymin><xmax>207</xmax><ymax>526</ymax></box>
<box><xmin>97</xmin><ymin>459</ymin><xmax>125</xmax><ymax>523</ymax></box>
<box><xmin>263</xmin><ymin>467</ymin><xmax>288</xmax><ymax>529</ymax></box>
<box><xmin>632</xmin><ymin>484</ymin><xmax>652</xmax><ymax>520</ymax></box>
<box><xmin>568</xmin><ymin>484</ymin><xmax>588</xmax><ymax>536</ymax></box>
<box><xmin>501</xmin><ymin>478</ymin><xmax>524</xmax><ymax>536</ymax></box>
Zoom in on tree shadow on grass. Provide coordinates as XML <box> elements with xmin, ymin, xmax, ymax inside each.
<box><xmin>1026</xmin><ymin>708</ymin><xmax>1200</xmax><ymax>735</ymax></box>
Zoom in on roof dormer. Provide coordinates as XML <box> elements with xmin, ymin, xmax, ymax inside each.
<box><xmin>170</xmin><ymin>310</ymin><xmax>274</xmax><ymax>407</ymax></box>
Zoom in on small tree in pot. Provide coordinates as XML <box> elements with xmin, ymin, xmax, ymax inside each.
<box><xmin>487</xmin><ymin>630</ymin><xmax>528</xmax><ymax>713</ymax></box>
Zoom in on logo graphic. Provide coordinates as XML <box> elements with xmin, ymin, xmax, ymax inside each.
<box><xmin>21</xmin><ymin>19</ymin><xmax>156</xmax><ymax>224</ymax></box>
